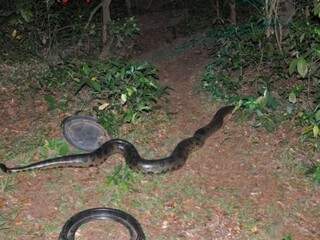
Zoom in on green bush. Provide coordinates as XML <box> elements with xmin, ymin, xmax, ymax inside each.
<box><xmin>299</xmin><ymin>106</ymin><xmax>320</xmax><ymax>150</ymax></box>
<box><xmin>202</xmin><ymin>13</ymin><xmax>320</xmax><ymax>137</ymax></box>
<box><xmin>286</xmin><ymin>5</ymin><xmax>320</xmax><ymax>149</ymax></box>
<box><xmin>313</xmin><ymin>165</ymin><xmax>320</xmax><ymax>184</ymax></box>
<box><xmin>2</xmin><ymin>1</ymin><xmax>140</xmax><ymax>59</ymax></box>
<box><xmin>41</xmin><ymin>59</ymin><xmax>166</xmax><ymax>135</ymax></box>
<box><xmin>202</xmin><ymin>21</ymin><xmax>282</xmax><ymax>102</ymax></box>
<box><xmin>3</xmin><ymin>0</ymin><xmax>93</xmax><ymax>54</ymax></box>
<box><xmin>109</xmin><ymin>17</ymin><xmax>140</xmax><ymax>50</ymax></box>
<box><xmin>202</xmin><ymin>2</ymin><xmax>320</xmax><ymax>183</ymax></box>
<box><xmin>106</xmin><ymin>164</ymin><xmax>139</xmax><ymax>192</ymax></box>
<box><xmin>202</xmin><ymin>64</ymin><xmax>240</xmax><ymax>102</ymax></box>
<box><xmin>202</xmin><ymin>21</ymin><xmax>284</xmax><ymax>131</ymax></box>
<box><xmin>282</xmin><ymin>235</ymin><xmax>293</xmax><ymax>240</ymax></box>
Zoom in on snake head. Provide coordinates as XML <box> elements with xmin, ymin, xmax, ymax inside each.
<box><xmin>0</xmin><ymin>163</ymin><xmax>8</xmax><ymax>173</ymax></box>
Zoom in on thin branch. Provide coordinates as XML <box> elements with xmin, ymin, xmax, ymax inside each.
<box><xmin>84</xmin><ymin>2</ymin><xmax>103</xmax><ymax>30</ymax></box>
<box><xmin>146</xmin><ymin>0</ymin><xmax>154</xmax><ymax>10</ymax></box>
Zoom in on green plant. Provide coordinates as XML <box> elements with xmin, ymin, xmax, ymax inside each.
<box><xmin>238</xmin><ymin>88</ymin><xmax>278</xmax><ymax>112</ymax></box>
<box><xmin>298</xmin><ymin>106</ymin><xmax>320</xmax><ymax>151</ymax></box>
<box><xmin>282</xmin><ymin>234</ymin><xmax>293</xmax><ymax>240</ymax></box>
<box><xmin>0</xmin><ymin>214</ymin><xmax>8</xmax><ymax>231</ymax></box>
<box><xmin>0</xmin><ymin>176</ymin><xmax>16</xmax><ymax>193</ymax></box>
<box><xmin>287</xmin><ymin>20</ymin><xmax>320</xmax><ymax>82</ymax></box>
<box><xmin>203</xmin><ymin>7</ymin><xmax>320</xmax><ymax>139</ymax></box>
<box><xmin>44</xmin><ymin>95</ymin><xmax>68</xmax><ymax>111</ymax></box>
<box><xmin>39</xmin><ymin>65</ymin><xmax>76</xmax><ymax>90</ymax></box>
<box><xmin>202</xmin><ymin>21</ymin><xmax>281</xmax><ymax>102</ymax></box>
<box><xmin>311</xmin><ymin>165</ymin><xmax>320</xmax><ymax>183</ymax></box>
<box><xmin>300</xmin><ymin>106</ymin><xmax>320</xmax><ymax>136</ymax></box>
<box><xmin>236</xmin><ymin>88</ymin><xmax>281</xmax><ymax>131</ymax></box>
<box><xmin>106</xmin><ymin>164</ymin><xmax>140</xmax><ymax>192</ymax></box>
<box><xmin>3</xmin><ymin>0</ymin><xmax>94</xmax><ymax>55</ymax></box>
<box><xmin>202</xmin><ymin>64</ymin><xmax>240</xmax><ymax>102</ymax></box>
<box><xmin>43</xmin><ymin>59</ymin><xmax>166</xmax><ymax>133</ymax></box>
<box><xmin>203</xmin><ymin>21</ymin><xmax>285</xmax><ymax>131</ymax></box>
<box><xmin>39</xmin><ymin>139</ymin><xmax>70</xmax><ymax>158</ymax></box>
<box><xmin>108</xmin><ymin>17</ymin><xmax>140</xmax><ymax>53</ymax></box>
<box><xmin>286</xmin><ymin>5</ymin><xmax>320</xmax><ymax>149</ymax></box>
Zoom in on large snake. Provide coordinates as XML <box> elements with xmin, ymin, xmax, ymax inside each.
<box><xmin>59</xmin><ymin>208</ymin><xmax>145</xmax><ymax>240</ymax></box>
<box><xmin>0</xmin><ymin>105</ymin><xmax>234</xmax><ymax>174</ymax></box>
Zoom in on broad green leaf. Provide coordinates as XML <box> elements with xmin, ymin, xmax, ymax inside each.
<box><xmin>313</xmin><ymin>125</ymin><xmax>319</xmax><ymax>138</ymax></box>
<box><xmin>98</xmin><ymin>102</ymin><xmax>110</xmax><ymax>111</ymax></box>
<box><xmin>89</xmin><ymin>80</ymin><xmax>101</xmax><ymax>92</ymax></box>
<box><xmin>82</xmin><ymin>64</ymin><xmax>90</xmax><ymax>76</ymax></box>
<box><xmin>121</xmin><ymin>93</ymin><xmax>127</xmax><ymax>104</ymax></box>
<box><xmin>11</xmin><ymin>29</ymin><xmax>17</xmax><ymax>38</ymax></box>
<box><xmin>288</xmin><ymin>92</ymin><xmax>297</xmax><ymax>104</ymax></box>
<box><xmin>148</xmin><ymin>81</ymin><xmax>157</xmax><ymax>88</ymax></box>
<box><xmin>59</xmin><ymin>144</ymin><xmax>69</xmax><ymax>155</ymax></box>
<box><xmin>314</xmin><ymin>2</ymin><xmax>320</xmax><ymax>18</ymax></box>
<box><xmin>256</xmin><ymin>90</ymin><xmax>268</xmax><ymax>108</ymax></box>
<box><xmin>120</xmin><ymin>68</ymin><xmax>126</xmax><ymax>79</ymax></box>
<box><xmin>20</xmin><ymin>9</ymin><xmax>33</xmax><ymax>23</ymax></box>
<box><xmin>289</xmin><ymin>59</ymin><xmax>298</xmax><ymax>75</ymax></box>
<box><xmin>124</xmin><ymin>109</ymin><xmax>134</xmax><ymax>122</ymax></box>
<box><xmin>297</xmin><ymin>58</ymin><xmax>308</xmax><ymax>78</ymax></box>
<box><xmin>299</xmin><ymin>33</ymin><xmax>305</xmax><ymax>43</ymax></box>
<box><xmin>138</xmin><ymin>105</ymin><xmax>151</xmax><ymax>111</ymax></box>
<box><xmin>315</xmin><ymin>110</ymin><xmax>320</xmax><ymax>121</ymax></box>
<box><xmin>126</xmin><ymin>87</ymin><xmax>134</xmax><ymax>96</ymax></box>
<box><xmin>314</xmin><ymin>27</ymin><xmax>320</xmax><ymax>37</ymax></box>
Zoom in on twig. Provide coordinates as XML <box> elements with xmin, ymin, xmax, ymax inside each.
<box><xmin>146</xmin><ymin>0</ymin><xmax>154</xmax><ymax>10</ymax></box>
<box><xmin>54</xmin><ymin>25</ymin><xmax>75</xmax><ymax>33</ymax></box>
<box><xmin>84</xmin><ymin>2</ymin><xmax>103</xmax><ymax>30</ymax></box>
<box><xmin>75</xmin><ymin>2</ymin><xmax>103</xmax><ymax>50</ymax></box>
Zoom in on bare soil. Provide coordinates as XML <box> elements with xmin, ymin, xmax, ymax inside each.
<box><xmin>0</xmin><ymin>14</ymin><xmax>319</xmax><ymax>240</ymax></box>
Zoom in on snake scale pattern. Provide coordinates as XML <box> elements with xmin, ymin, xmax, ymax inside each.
<box><xmin>0</xmin><ymin>105</ymin><xmax>234</xmax><ymax>174</ymax></box>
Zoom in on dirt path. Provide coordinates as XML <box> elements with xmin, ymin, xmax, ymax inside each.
<box><xmin>142</xmin><ymin>45</ymin><xmax>320</xmax><ymax>239</ymax></box>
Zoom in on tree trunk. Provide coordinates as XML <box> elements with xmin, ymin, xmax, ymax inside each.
<box><xmin>214</xmin><ymin>0</ymin><xmax>220</xmax><ymax>19</ymax></box>
<box><xmin>100</xmin><ymin>0</ymin><xmax>112</xmax><ymax>59</ymax></box>
<box><xmin>228</xmin><ymin>0</ymin><xmax>236</xmax><ymax>25</ymax></box>
<box><xmin>278</xmin><ymin>0</ymin><xmax>295</xmax><ymax>25</ymax></box>
<box><xmin>125</xmin><ymin>0</ymin><xmax>132</xmax><ymax>15</ymax></box>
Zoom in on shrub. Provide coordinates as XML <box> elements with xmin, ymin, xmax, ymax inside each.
<box><xmin>41</xmin><ymin>59</ymin><xmax>166</xmax><ymax>135</ymax></box>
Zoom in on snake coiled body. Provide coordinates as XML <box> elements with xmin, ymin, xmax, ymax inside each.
<box><xmin>0</xmin><ymin>105</ymin><xmax>234</xmax><ymax>174</ymax></box>
<box><xmin>59</xmin><ymin>208</ymin><xmax>145</xmax><ymax>240</ymax></box>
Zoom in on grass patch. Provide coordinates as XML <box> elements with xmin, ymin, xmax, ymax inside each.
<box><xmin>106</xmin><ymin>164</ymin><xmax>141</xmax><ymax>192</ymax></box>
<box><xmin>39</xmin><ymin>139</ymin><xmax>70</xmax><ymax>158</ymax></box>
<box><xmin>4</xmin><ymin>129</ymin><xmax>47</xmax><ymax>161</ymax></box>
<box><xmin>98</xmin><ymin>164</ymin><xmax>143</xmax><ymax>206</ymax></box>
<box><xmin>0</xmin><ymin>176</ymin><xmax>16</xmax><ymax>193</ymax></box>
<box><xmin>282</xmin><ymin>235</ymin><xmax>293</xmax><ymax>240</ymax></box>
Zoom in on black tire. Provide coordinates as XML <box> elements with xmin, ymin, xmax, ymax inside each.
<box><xmin>59</xmin><ymin>208</ymin><xmax>145</xmax><ymax>240</ymax></box>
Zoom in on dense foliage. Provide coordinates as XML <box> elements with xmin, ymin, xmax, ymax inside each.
<box><xmin>0</xmin><ymin>0</ymin><xmax>138</xmax><ymax>58</ymax></box>
<box><xmin>202</xmin><ymin>2</ymin><xmax>320</xmax><ymax>153</ymax></box>
<box><xmin>42</xmin><ymin>59</ymin><xmax>166</xmax><ymax>134</ymax></box>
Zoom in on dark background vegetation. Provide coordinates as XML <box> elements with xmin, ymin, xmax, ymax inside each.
<box><xmin>0</xmin><ymin>1</ymin><xmax>319</xmax><ymax>239</ymax></box>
